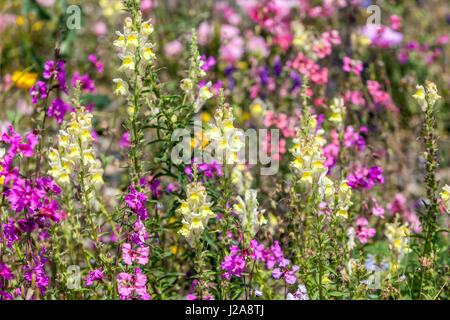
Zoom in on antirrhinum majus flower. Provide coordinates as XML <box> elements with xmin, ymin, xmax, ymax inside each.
<box><xmin>47</xmin><ymin>107</ymin><xmax>104</xmax><ymax>208</ymax></box>
<box><xmin>177</xmin><ymin>182</ymin><xmax>215</xmax><ymax>246</ymax></box>
<box><xmin>233</xmin><ymin>189</ymin><xmax>266</xmax><ymax>237</ymax></box>
<box><xmin>385</xmin><ymin>220</ymin><xmax>411</xmax><ymax>260</ymax></box>
<box><xmin>205</xmin><ymin>104</ymin><xmax>244</xmax><ymax>164</ymax></box>
<box><xmin>412</xmin><ymin>81</ymin><xmax>441</xmax><ymax>112</ymax></box>
<box><xmin>290</xmin><ymin>115</ymin><xmax>328</xmax><ymax>194</ymax></box>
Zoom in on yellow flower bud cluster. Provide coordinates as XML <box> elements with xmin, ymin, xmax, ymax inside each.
<box><xmin>206</xmin><ymin>105</ymin><xmax>244</xmax><ymax>164</ymax></box>
<box><xmin>233</xmin><ymin>189</ymin><xmax>266</xmax><ymax>237</ymax></box>
<box><xmin>290</xmin><ymin>113</ymin><xmax>353</xmax><ymax>217</ymax></box>
<box><xmin>113</xmin><ymin>15</ymin><xmax>155</xmax><ymax>103</ymax></box>
<box><xmin>177</xmin><ymin>182</ymin><xmax>215</xmax><ymax>247</ymax></box>
<box><xmin>48</xmin><ymin>107</ymin><xmax>104</xmax><ymax>196</ymax></box>
<box><xmin>290</xmin><ymin>115</ymin><xmax>328</xmax><ymax>191</ymax></box>
<box><xmin>412</xmin><ymin>81</ymin><xmax>441</xmax><ymax>112</ymax></box>
<box><xmin>328</xmin><ymin>97</ymin><xmax>346</xmax><ymax>127</ymax></box>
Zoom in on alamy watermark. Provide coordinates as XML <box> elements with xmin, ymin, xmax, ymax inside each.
<box><xmin>170</xmin><ymin>118</ymin><xmax>280</xmax><ymax>175</ymax></box>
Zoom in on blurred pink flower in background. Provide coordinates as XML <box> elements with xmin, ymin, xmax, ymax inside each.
<box><xmin>221</xmin><ymin>37</ymin><xmax>244</xmax><ymax>65</ymax></box>
<box><xmin>197</xmin><ymin>21</ymin><xmax>212</xmax><ymax>45</ymax></box>
<box><xmin>164</xmin><ymin>40</ymin><xmax>183</xmax><ymax>56</ymax></box>
<box><xmin>390</xmin><ymin>15</ymin><xmax>401</xmax><ymax>30</ymax></box>
<box><xmin>246</xmin><ymin>36</ymin><xmax>269</xmax><ymax>58</ymax></box>
<box><xmin>92</xmin><ymin>22</ymin><xmax>108</xmax><ymax>38</ymax></box>
<box><xmin>0</xmin><ymin>14</ymin><xmax>16</xmax><ymax>31</ymax></box>
<box><xmin>361</xmin><ymin>24</ymin><xmax>403</xmax><ymax>48</ymax></box>
<box><xmin>220</xmin><ymin>25</ymin><xmax>240</xmax><ymax>40</ymax></box>
<box><xmin>140</xmin><ymin>0</ymin><xmax>153</xmax><ymax>13</ymax></box>
<box><xmin>36</xmin><ymin>0</ymin><xmax>55</xmax><ymax>7</ymax></box>
<box><xmin>17</xmin><ymin>99</ymin><xmax>33</xmax><ymax>116</ymax></box>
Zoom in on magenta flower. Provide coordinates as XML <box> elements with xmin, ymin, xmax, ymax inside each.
<box><xmin>119</xmin><ymin>132</ymin><xmax>132</xmax><ymax>148</ymax></box>
<box><xmin>122</xmin><ymin>243</ymin><xmax>149</xmax><ymax>265</ymax></box>
<box><xmin>29</xmin><ymin>81</ymin><xmax>47</xmax><ymax>104</ymax></box>
<box><xmin>24</xmin><ymin>247</ymin><xmax>49</xmax><ymax>297</ymax></box>
<box><xmin>347</xmin><ymin>166</ymin><xmax>384</xmax><ymax>190</ymax></box>
<box><xmin>0</xmin><ymin>263</ymin><xmax>14</xmax><ymax>281</ymax></box>
<box><xmin>71</xmin><ymin>72</ymin><xmax>96</xmax><ymax>93</ymax></box>
<box><xmin>360</xmin><ymin>24</ymin><xmax>403</xmax><ymax>48</ymax></box>
<box><xmin>272</xmin><ymin>258</ymin><xmax>299</xmax><ymax>285</ymax></box>
<box><xmin>2</xmin><ymin>126</ymin><xmax>38</xmax><ymax>158</ymax></box>
<box><xmin>355</xmin><ymin>217</ymin><xmax>376</xmax><ymax>244</ymax></box>
<box><xmin>200</xmin><ymin>55</ymin><xmax>216</xmax><ymax>71</ymax></box>
<box><xmin>48</xmin><ymin>98</ymin><xmax>71</xmax><ymax>124</ymax></box>
<box><xmin>117</xmin><ymin>268</ymin><xmax>149</xmax><ymax>300</ymax></box>
<box><xmin>43</xmin><ymin>60</ymin><xmax>67</xmax><ymax>93</ymax></box>
<box><xmin>85</xmin><ymin>268</ymin><xmax>103</xmax><ymax>287</ymax></box>
<box><xmin>88</xmin><ymin>54</ymin><xmax>104</xmax><ymax>72</ymax></box>
<box><xmin>130</xmin><ymin>219</ymin><xmax>149</xmax><ymax>247</ymax></box>
<box><xmin>343</xmin><ymin>57</ymin><xmax>363</xmax><ymax>75</ymax></box>
<box><xmin>371</xmin><ymin>198</ymin><xmax>385</xmax><ymax>219</ymax></box>
<box><xmin>221</xmin><ymin>245</ymin><xmax>247</xmax><ymax>280</ymax></box>
<box><xmin>125</xmin><ymin>186</ymin><xmax>148</xmax><ymax>220</ymax></box>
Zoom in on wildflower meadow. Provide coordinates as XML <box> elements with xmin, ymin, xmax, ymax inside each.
<box><xmin>0</xmin><ymin>0</ymin><xmax>448</xmax><ymax>302</ymax></box>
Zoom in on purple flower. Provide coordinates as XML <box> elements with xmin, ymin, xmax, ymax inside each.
<box><xmin>29</xmin><ymin>81</ymin><xmax>47</xmax><ymax>104</ymax></box>
<box><xmin>43</xmin><ymin>60</ymin><xmax>67</xmax><ymax>93</ymax></box>
<box><xmin>272</xmin><ymin>259</ymin><xmax>299</xmax><ymax>285</ymax></box>
<box><xmin>200</xmin><ymin>55</ymin><xmax>216</xmax><ymax>71</ymax></box>
<box><xmin>130</xmin><ymin>219</ymin><xmax>149</xmax><ymax>247</ymax></box>
<box><xmin>2</xmin><ymin>126</ymin><xmax>38</xmax><ymax>158</ymax></box>
<box><xmin>125</xmin><ymin>186</ymin><xmax>148</xmax><ymax>220</ymax></box>
<box><xmin>360</xmin><ymin>24</ymin><xmax>403</xmax><ymax>48</ymax></box>
<box><xmin>119</xmin><ymin>132</ymin><xmax>132</xmax><ymax>148</ymax></box>
<box><xmin>88</xmin><ymin>54</ymin><xmax>104</xmax><ymax>72</ymax></box>
<box><xmin>0</xmin><ymin>263</ymin><xmax>14</xmax><ymax>281</ymax></box>
<box><xmin>24</xmin><ymin>247</ymin><xmax>49</xmax><ymax>297</ymax></box>
<box><xmin>117</xmin><ymin>268</ymin><xmax>149</xmax><ymax>300</ymax></box>
<box><xmin>287</xmin><ymin>284</ymin><xmax>309</xmax><ymax>300</ymax></box>
<box><xmin>3</xmin><ymin>219</ymin><xmax>20</xmax><ymax>249</ymax></box>
<box><xmin>221</xmin><ymin>248</ymin><xmax>247</xmax><ymax>280</ymax></box>
<box><xmin>71</xmin><ymin>72</ymin><xmax>96</xmax><ymax>93</ymax></box>
<box><xmin>85</xmin><ymin>268</ymin><xmax>103</xmax><ymax>287</ymax></box>
<box><xmin>347</xmin><ymin>166</ymin><xmax>384</xmax><ymax>190</ymax></box>
<box><xmin>48</xmin><ymin>98</ymin><xmax>71</xmax><ymax>124</ymax></box>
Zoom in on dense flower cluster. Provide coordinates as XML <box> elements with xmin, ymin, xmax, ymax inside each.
<box><xmin>47</xmin><ymin>107</ymin><xmax>104</xmax><ymax>208</ymax></box>
<box><xmin>177</xmin><ymin>182</ymin><xmax>215</xmax><ymax>246</ymax></box>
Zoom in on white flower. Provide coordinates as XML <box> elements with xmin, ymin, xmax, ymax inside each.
<box><xmin>113</xmin><ymin>78</ymin><xmax>128</xmax><ymax>95</ymax></box>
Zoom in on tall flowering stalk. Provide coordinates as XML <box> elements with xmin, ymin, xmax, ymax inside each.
<box><xmin>412</xmin><ymin>81</ymin><xmax>442</xmax><ymax>299</ymax></box>
<box><xmin>113</xmin><ymin>0</ymin><xmax>155</xmax><ymax>185</ymax></box>
<box><xmin>177</xmin><ymin>169</ymin><xmax>215</xmax><ymax>299</ymax></box>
